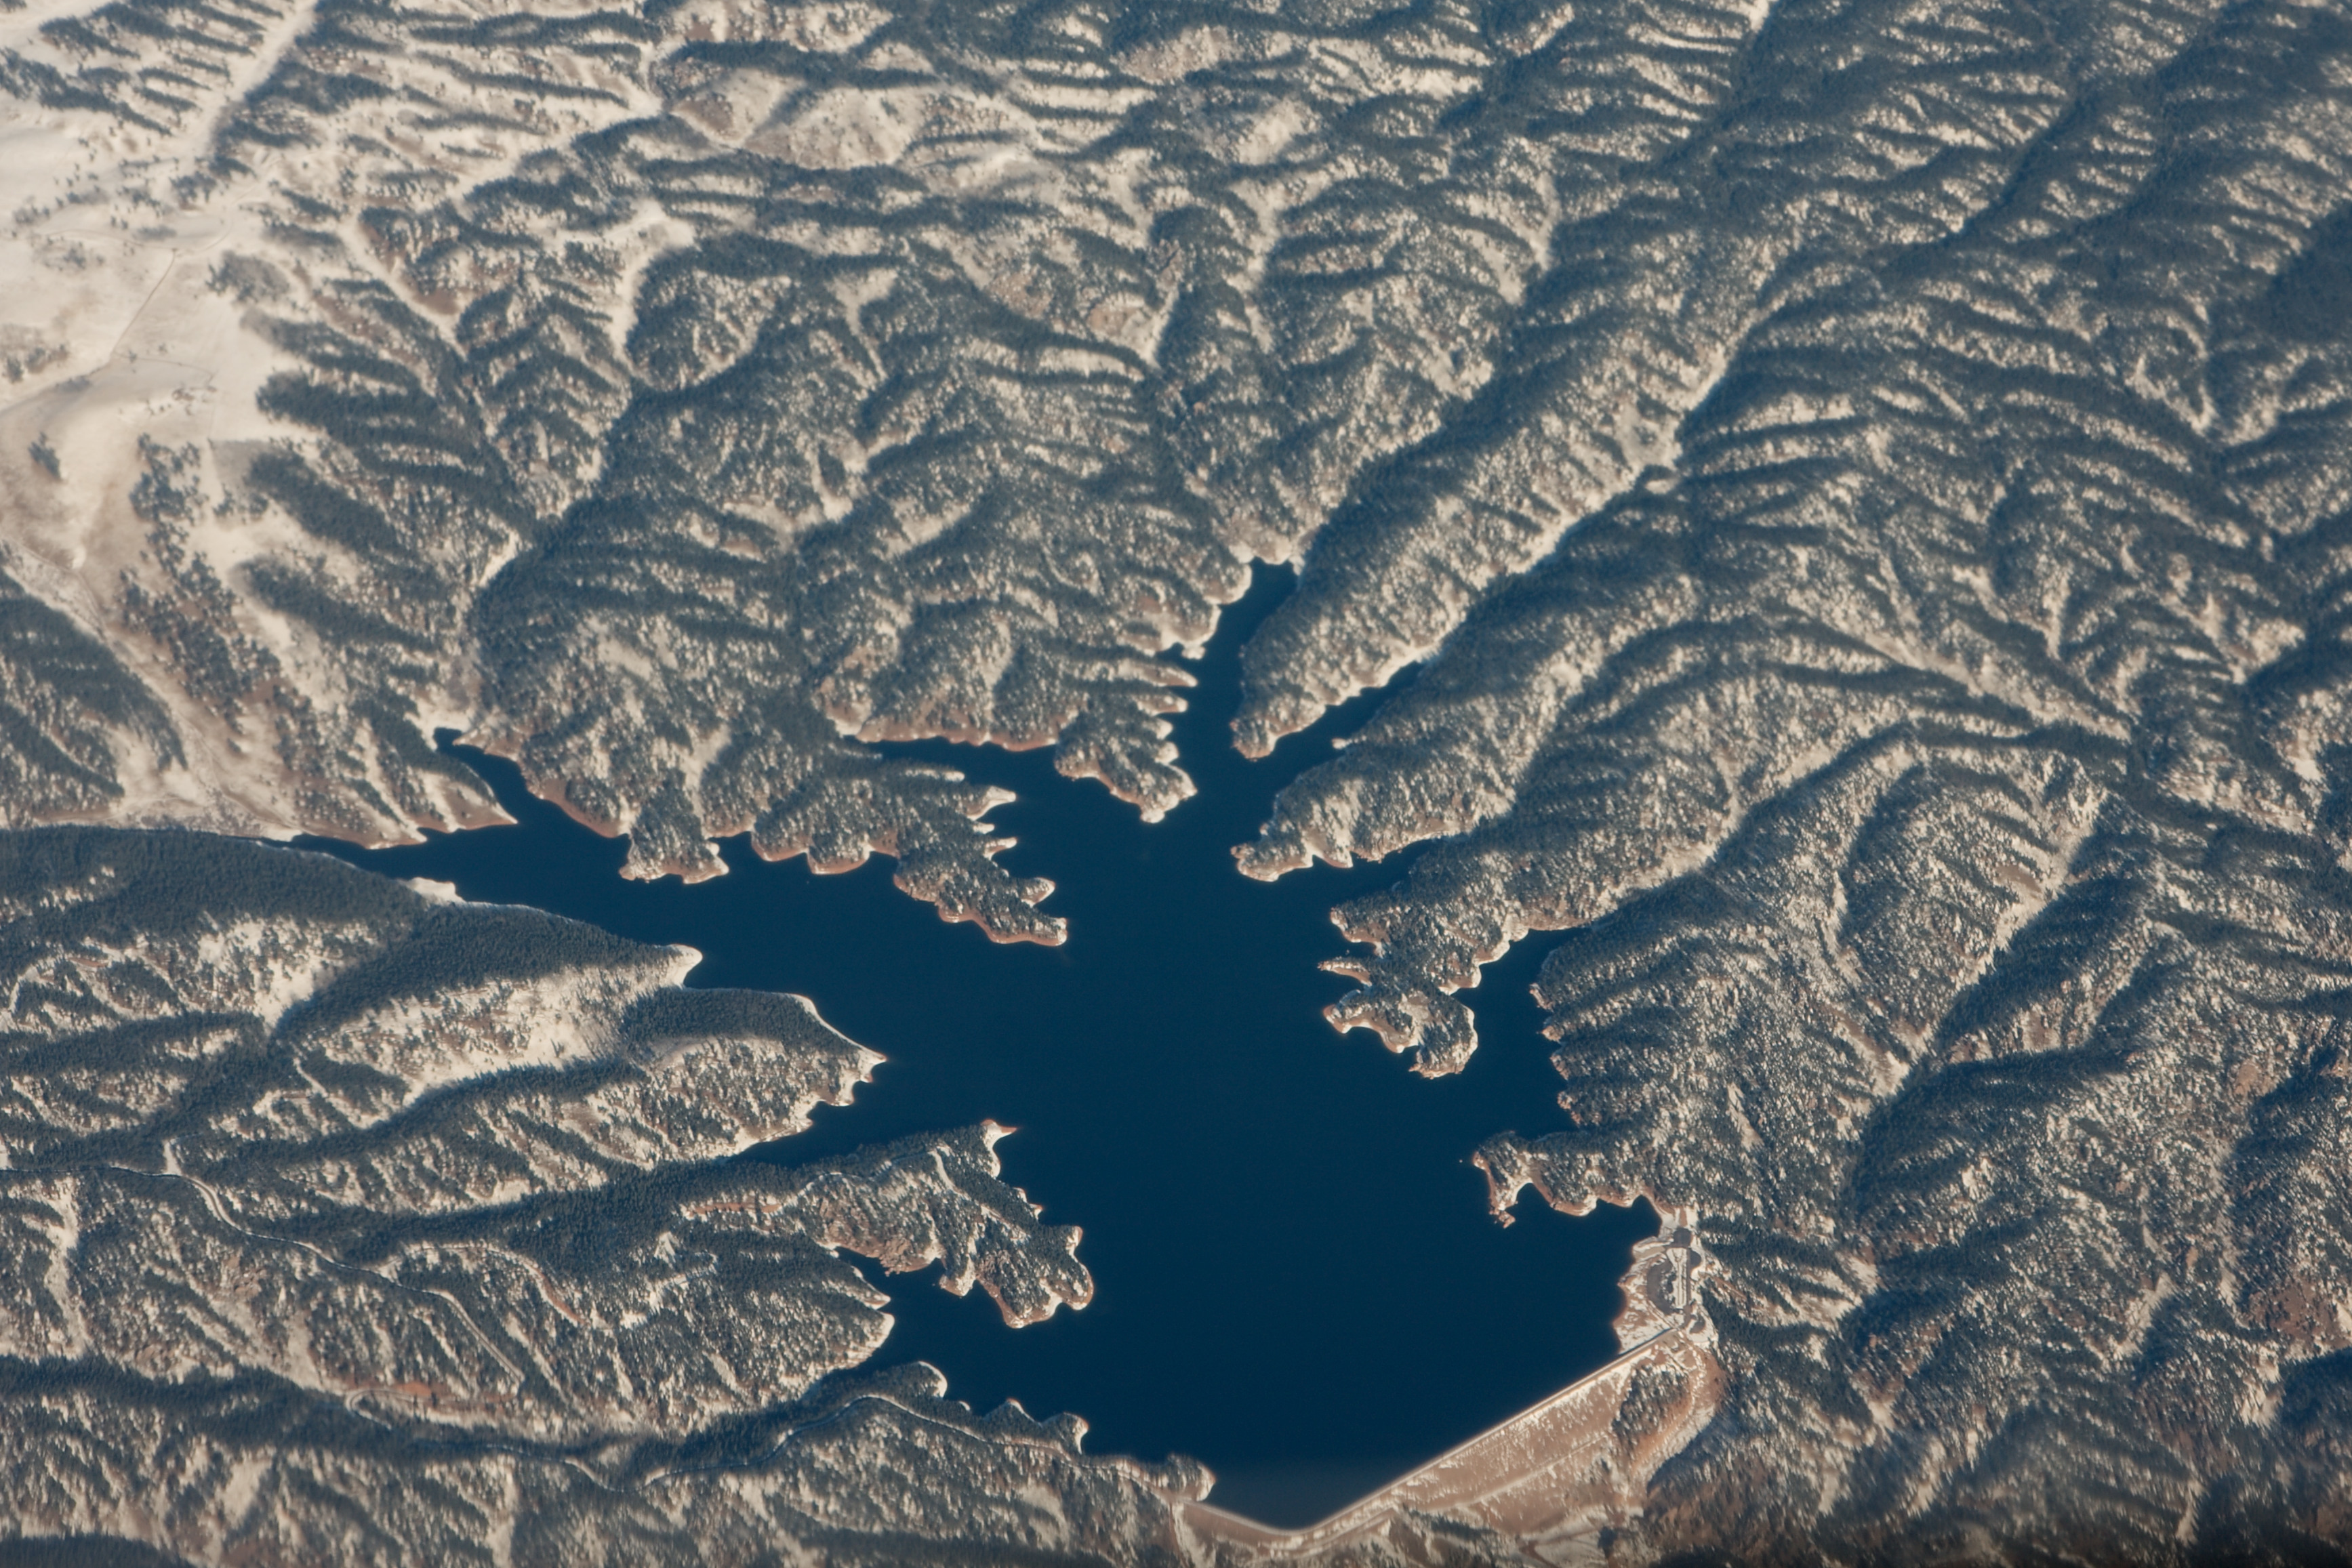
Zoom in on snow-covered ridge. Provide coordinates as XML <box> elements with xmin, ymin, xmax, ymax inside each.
<box><xmin>0</xmin><ymin>827</ymin><xmax>1154</xmax><ymax>1559</ymax></box>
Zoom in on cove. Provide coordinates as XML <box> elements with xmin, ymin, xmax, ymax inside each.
<box><xmin>298</xmin><ymin>567</ymin><xmax>1656</xmax><ymax>1528</ymax></box>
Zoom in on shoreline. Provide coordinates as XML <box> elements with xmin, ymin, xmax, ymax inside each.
<box><xmin>1166</xmin><ymin>1319</ymin><xmax>1722</xmax><ymax>1562</ymax></box>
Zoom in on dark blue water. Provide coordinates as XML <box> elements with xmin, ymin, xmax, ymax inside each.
<box><xmin>300</xmin><ymin>568</ymin><xmax>1653</xmax><ymax>1526</ymax></box>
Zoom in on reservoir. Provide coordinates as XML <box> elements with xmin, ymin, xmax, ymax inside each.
<box><xmin>302</xmin><ymin>569</ymin><xmax>1655</xmax><ymax>1527</ymax></box>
